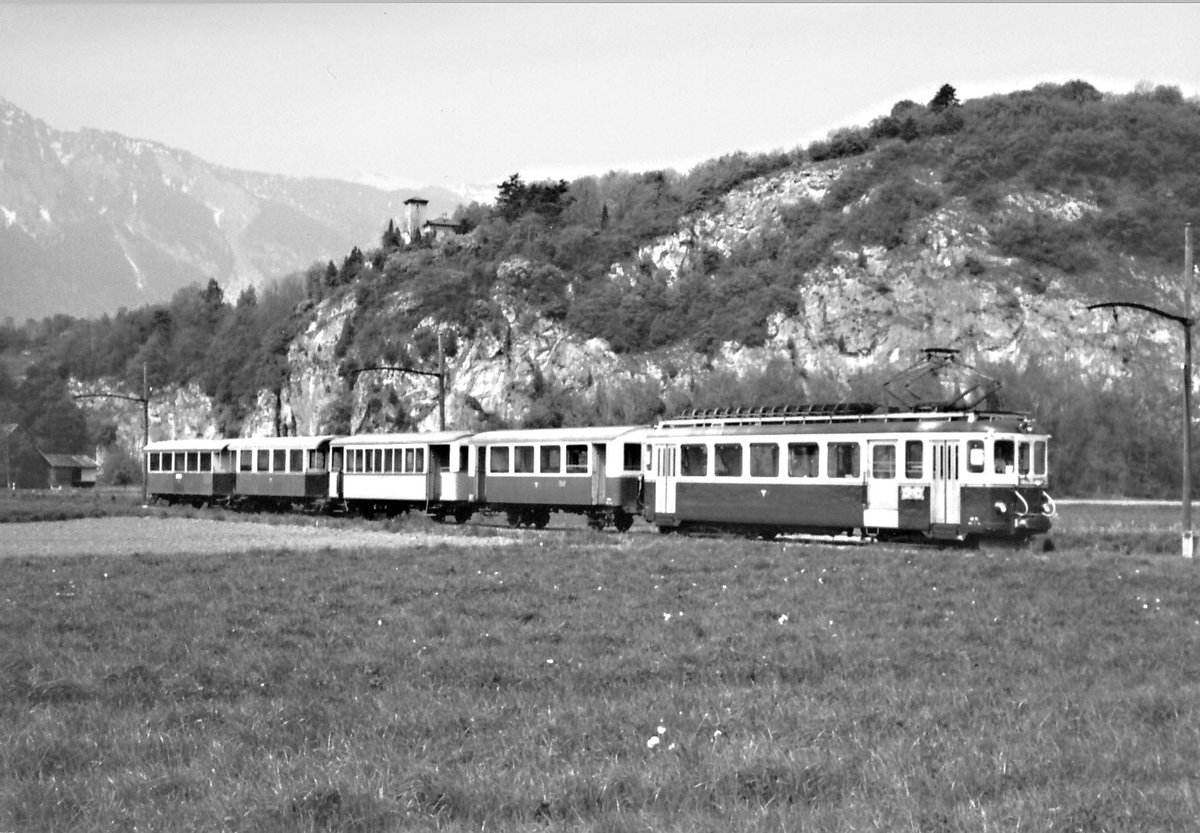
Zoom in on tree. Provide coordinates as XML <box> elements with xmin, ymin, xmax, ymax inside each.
<box><xmin>929</xmin><ymin>83</ymin><xmax>960</xmax><ymax>113</ymax></box>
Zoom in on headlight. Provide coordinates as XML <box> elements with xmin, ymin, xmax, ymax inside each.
<box><xmin>993</xmin><ymin>501</ymin><xmax>1008</xmax><ymax>515</ymax></box>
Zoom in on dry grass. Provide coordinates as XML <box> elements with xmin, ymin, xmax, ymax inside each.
<box><xmin>3</xmin><ymin>509</ymin><xmax>1200</xmax><ymax>831</ymax></box>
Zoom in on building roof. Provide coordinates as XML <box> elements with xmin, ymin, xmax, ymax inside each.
<box><xmin>40</xmin><ymin>452</ymin><xmax>98</xmax><ymax>469</ymax></box>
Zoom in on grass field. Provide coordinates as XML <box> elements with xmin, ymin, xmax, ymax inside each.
<box><xmin>3</xmin><ymin>500</ymin><xmax>1200</xmax><ymax>831</ymax></box>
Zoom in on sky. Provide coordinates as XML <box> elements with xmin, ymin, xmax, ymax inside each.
<box><xmin>1</xmin><ymin>3</ymin><xmax>1197</xmax><ymax>196</ymax></box>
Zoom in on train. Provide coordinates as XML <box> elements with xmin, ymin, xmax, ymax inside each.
<box><xmin>144</xmin><ymin>371</ymin><xmax>1056</xmax><ymax>546</ymax></box>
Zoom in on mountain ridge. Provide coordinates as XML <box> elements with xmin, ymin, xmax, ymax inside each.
<box><xmin>0</xmin><ymin>95</ymin><xmax>470</xmax><ymax>321</ymax></box>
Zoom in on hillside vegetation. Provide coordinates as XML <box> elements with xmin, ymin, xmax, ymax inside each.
<box><xmin>2</xmin><ymin>80</ymin><xmax>1199</xmax><ymax>497</ymax></box>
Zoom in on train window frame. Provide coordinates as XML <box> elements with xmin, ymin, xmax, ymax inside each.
<box><xmin>199</xmin><ymin>453</ymin><xmax>212</xmax><ymax>473</ymax></box>
<box><xmin>750</xmin><ymin>443</ymin><xmax>779</xmax><ymax>478</ymax></box>
<box><xmin>680</xmin><ymin>444</ymin><xmax>707</xmax><ymax>477</ymax></box>
<box><xmin>148</xmin><ymin>453</ymin><xmax>160</xmax><ymax>472</ymax></box>
<box><xmin>289</xmin><ymin>449</ymin><xmax>303</xmax><ymax>473</ymax></box>
<box><xmin>829</xmin><ymin>442</ymin><xmax>860</xmax><ymax>479</ymax></box>
<box><xmin>1034</xmin><ymin>441</ymin><xmax>1047</xmax><ymax>476</ymax></box>
<box><xmin>273</xmin><ymin>449</ymin><xmax>286</xmax><ymax>472</ymax></box>
<box><xmin>185</xmin><ymin>452</ymin><xmax>198</xmax><ymax>472</ymax></box>
<box><xmin>240</xmin><ymin>451</ymin><xmax>253</xmax><ymax>473</ymax></box>
<box><xmin>489</xmin><ymin>446</ymin><xmax>510</xmax><ymax>474</ymax></box>
<box><xmin>1018</xmin><ymin>442</ymin><xmax>1031</xmax><ymax>476</ymax></box>
<box><xmin>540</xmin><ymin>445</ymin><xmax>562</xmax><ymax>474</ymax></box>
<box><xmin>871</xmin><ymin>444</ymin><xmax>897</xmax><ymax>479</ymax></box>
<box><xmin>565</xmin><ymin>444</ymin><xmax>588</xmax><ymax>474</ymax></box>
<box><xmin>967</xmin><ymin>440</ymin><xmax>985</xmax><ymax>473</ymax></box>
<box><xmin>714</xmin><ymin>443</ymin><xmax>743</xmax><ymax>477</ymax></box>
<box><xmin>787</xmin><ymin>442</ymin><xmax>820</xmax><ymax>478</ymax></box>
<box><xmin>994</xmin><ymin>439</ymin><xmax>1015</xmax><ymax>475</ymax></box>
<box><xmin>623</xmin><ymin>442</ymin><xmax>641</xmax><ymax>473</ymax></box>
<box><xmin>514</xmin><ymin>445</ymin><xmax>535</xmax><ymax>474</ymax></box>
<box><xmin>904</xmin><ymin>440</ymin><xmax>923</xmax><ymax>479</ymax></box>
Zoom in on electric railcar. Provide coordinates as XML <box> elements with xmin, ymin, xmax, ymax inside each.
<box><xmin>642</xmin><ymin>404</ymin><xmax>1055</xmax><ymax>543</ymax></box>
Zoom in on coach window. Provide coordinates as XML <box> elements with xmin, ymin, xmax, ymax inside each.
<box><xmin>623</xmin><ymin>443</ymin><xmax>642</xmax><ymax>473</ymax></box>
<box><xmin>966</xmin><ymin>440</ymin><xmax>986</xmax><ymax>473</ymax></box>
<box><xmin>750</xmin><ymin>443</ymin><xmax>779</xmax><ymax>477</ymax></box>
<box><xmin>565</xmin><ymin>445</ymin><xmax>588</xmax><ymax>474</ymax></box>
<box><xmin>1034</xmin><ymin>441</ymin><xmax>1047</xmax><ymax>476</ymax></box>
<box><xmin>540</xmin><ymin>445</ymin><xmax>562</xmax><ymax>473</ymax></box>
<box><xmin>329</xmin><ymin>448</ymin><xmax>343</xmax><ymax>472</ymax></box>
<box><xmin>787</xmin><ymin>443</ymin><xmax>820</xmax><ymax>478</ymax></box>
<box><xmin>490</xmin><ymin>446</ymin><xmax>510</xmax><ymax>473</ymax></box>
<box><xmin>273</xmin><ymin>449</ymin><xmax>286</xmax><ymax>472</ymax></box>
<box><xmin>680</xmin><ymin>444</ymin><xmax>708</xmax><ymax>477</ymax></box>
<box><xmin>905</xmin><ymin>440</ymin><xmax>923</xmax><ymax>479</ymax></box>
<box><xmin>994</xmin><ymin>440</ymin><xmax>1015</xmax><ymax>475</ymax></box>
<box><xmin>514</xmin><ymin>445</ymin><xmax>535</xmax><ymax>473</ymax></box>
<box><xmin>871</xmin><ymin>444</ymin><xmax>896</xmax><ymax>479</ymax></box>
<box><xmin>148</xmin><ymin>453</ymin><xmax>159</xmax><ymax>472</ymax></box>
<box><xmin>200</xmin><ymin>452</ymin><xmax>212</xmax><ymax>473</ymax></box>
<box><xmin>714</xmin><ymin>444</ymin><xmax>743</xmax><ymax>477</ymax></box>
<box><xmin>829</xmin><ymin>442</ymin><xmax>860</xmax><ymax>479</ymax></box>
<box><xmin>240</xmin><ymin>451</ymin><xmax>253</xmax><ymax>472</ymax></box>
<box><xmin>254</xmin><ymin>449</ymin><xmax>268</xmax><ymax>472</ymax></box>
<box><xmin>310</xmin><ymin>450</ymin><xmax>326</xmax><ymax>472</ymax></box>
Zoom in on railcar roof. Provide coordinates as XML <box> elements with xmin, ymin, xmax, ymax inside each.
<box><xmin>331</xmin><ymin>431</ymin><xmax>475</xmax><ymax>446</ymax></box>
<box><xmin>649</xmin><ymin>410</ymin><xmax>1042</xmax><ymax>437</ymax></box>
<box><xmin>468</xmin><ymin>425</ymin><xmax>648</xmax><ymax>444</ymax></box>
<box><xmin>223</xmin><ymin>436</ymin><xmax>336</xmax><ymax>450</ymax></box>
<box><xmin>144</xmin><ymin>439</ymin><xmax>231</xmax><ymax>452</ymax></box>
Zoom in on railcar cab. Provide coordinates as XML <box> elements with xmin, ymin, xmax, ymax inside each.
<box><xmin>328</xmin><ymin>431</ymin><xmax>476</xmax><ymax>520</ymax></box>
<box><xmin>642</xmin><ymin>405</ymin><xmax>1054</xmax><ymax>543</ymax></box>
<box><xmin>145</xmin><ymin>439</ymin><xmax>236</xmax><ymax>506</ymax></box>
<box><xmin>224</xmin><ymin>436</ymin><xmax>335</xmax><ymax>511</ymax></box>
<box><xmin>465</xmin><ymin>426</ymin><xmax>647</xmax><ymax>530</ymax></box>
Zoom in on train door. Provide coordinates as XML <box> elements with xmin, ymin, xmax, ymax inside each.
<box><xmin>864</xmin><ymin>440</ymin><xmax>900</xmax><ymax>528</ymax></box>
<box><xmin>655</xmin><ymin>445</ymin><xmax>677</xmax><ymax>516</ymax></box>
<box><xmin>428</xmin><ymin>444</ymin><xmax>448</xmax><ymax>503</ymax></box>
<box><xmin>591</xmin><ymin>444</ymin><xmax>607</xmax><ymax>505</ymax></box>
<box><xmin>329</xmin><ymin>447</ymin><xmax>344</xmax><ymax>500</ymax></box>
<box><xmin>930</xmin><ymin>440</ymin><xmax>961</xmax><ymax>527</ymax></box>
<box><xmin>474</xmin><ymin>446</ymin><xmax>487</xmax><ymax>503</ymax></box>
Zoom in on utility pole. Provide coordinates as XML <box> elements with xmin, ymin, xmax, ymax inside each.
<box><xmin>1088</xmin><ymin>223</ymin><xmax>1194</xmax><ymax>558</ymax></box>
<box><xmin>73</xmin><ymin>362</ymin><xmax>151</xmax><ymax>505</ymax></box>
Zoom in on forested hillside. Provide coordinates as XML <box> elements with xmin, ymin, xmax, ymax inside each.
<box><xmin>2</xmin><ymin>80</ymin><xmax>1198</xmax><ymax>497</ymax></box>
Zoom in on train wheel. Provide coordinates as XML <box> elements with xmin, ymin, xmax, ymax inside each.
<box><xmin>454</xmin><ymin>507</ymin><xmax>474</xmax><ymax>525</ymax></box>
<box><xmin>613</xmin><ymin>510</ymin><xmax>634</xmax><ymax>532</ymax></box>
<box><xmin>532</xmin><ymin>509</ymin><xmax>551</xmax><ymax>529</ymax></box>
<box><xmin>506</xmin><ymin>510</ymin><xmax>522</xmax><ymax>528</ymax></box>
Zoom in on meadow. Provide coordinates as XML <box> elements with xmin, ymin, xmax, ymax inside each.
<box><xmin>2</xmin><ymin>502</ymin><xmax>1200</xmax><ymax>831</ymax></box>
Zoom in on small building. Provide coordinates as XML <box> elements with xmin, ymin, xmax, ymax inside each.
<box><xmin>421</xmin><ymin>219</ymin><xmax>465</xmax><ymax>241</ymax></box>
<box><xmin>37</xmin><ymin>452</ymin><xmax>100</xmax><ymax>489</ymax></box>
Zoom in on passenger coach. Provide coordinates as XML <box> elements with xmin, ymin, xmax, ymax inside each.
<box><xmin>643</xmin><ymin>405</ymin><xmax>1054</xmax><ymax>543</ymax></box>
<box><xmin>466</xmin><ymin>425</ymin><xmax>646</xmax><ymax>530</ymax></box>
<box><xmin>330</xmin><ymin>431</ymin><xmax>476</xmax><ymax>521</ymax></box>
<box><xmin>145</xmin><ymin>439</ymin><xmax>236</xmax><ymax>506</ymax></box>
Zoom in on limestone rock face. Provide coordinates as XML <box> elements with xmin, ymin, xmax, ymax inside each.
<box><xmin>93</xmin><ymin>160</ymin><xmax>1176</xmax><ymax>446</ymax></box>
